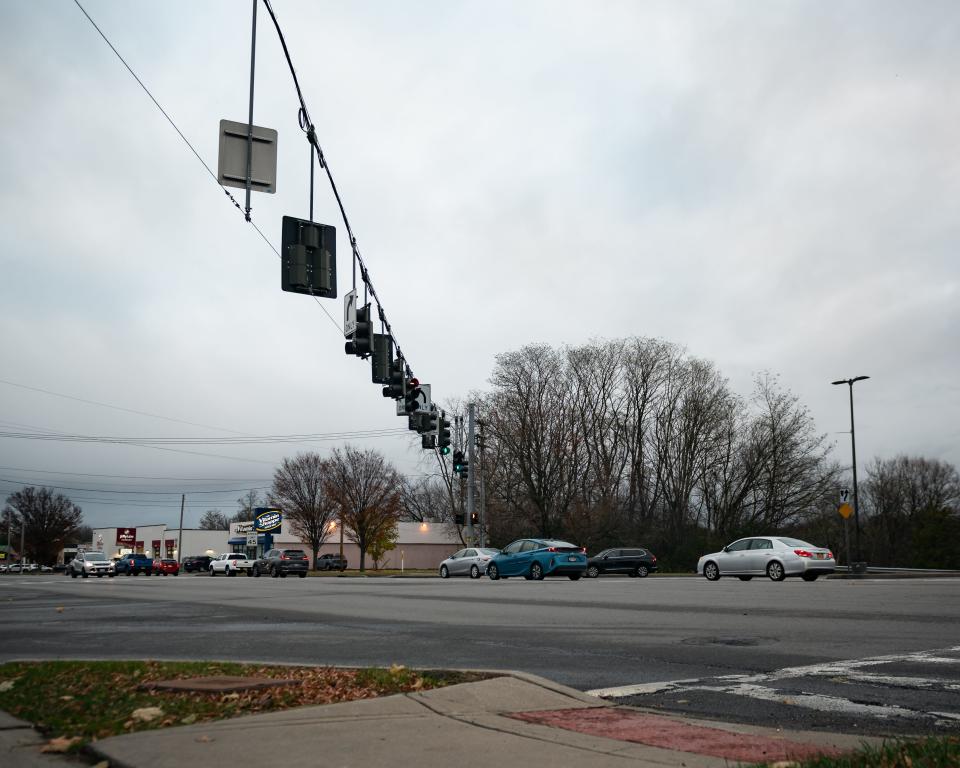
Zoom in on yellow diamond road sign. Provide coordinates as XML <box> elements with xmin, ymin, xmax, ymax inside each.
<box><xmin>838</xmin><ymin>503</ymin><xmax>853</xmax><ymax>519</ymax></box>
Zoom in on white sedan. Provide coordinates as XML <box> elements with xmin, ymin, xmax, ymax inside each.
<box><xmin>697</xmin><ymin>536</ymin><xmax>835</xmax><ymax>582</ymax></box>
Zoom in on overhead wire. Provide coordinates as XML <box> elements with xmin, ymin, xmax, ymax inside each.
<box><xmin>70</xmin><ymin>0</ymin><xmax>342</xmax><ymax>335</ymax></box>
<box><xmin>261</xmin><ymin>0</ymin><xmax>415</xmax><ymax>376</ymax></box>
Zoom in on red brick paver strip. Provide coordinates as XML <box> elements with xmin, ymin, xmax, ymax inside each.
<box><xmin>511</xmin><ymin>708</ymin><xmax>843</xmax><ymax>763</ymax></box>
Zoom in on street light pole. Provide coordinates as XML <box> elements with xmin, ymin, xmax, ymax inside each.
<box><xmin>832</xmin><ymin>375</ymin><xmax>870</xmax><ymax>573</ymax></box>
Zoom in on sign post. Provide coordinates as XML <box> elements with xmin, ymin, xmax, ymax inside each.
<box><xmin>838</xmin><ymin>489</ymin><xmax>853</xmax><ymax>571</ymax></box>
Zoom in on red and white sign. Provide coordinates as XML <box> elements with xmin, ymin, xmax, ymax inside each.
<box><xmin>165</xmin><ymin>539</ymin><xmax>175</xmax><ymax>558</ymax></box>
<box><xmin>151</xmin><ymin>539</ymin><xmax>161</xmax><ymax>556</ymax></box>
<box><xmin>116</xmin><ymin>527</ymin><xmax>136</xmax><ymax>546</ymax></box>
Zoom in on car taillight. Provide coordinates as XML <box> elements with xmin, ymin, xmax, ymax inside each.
<box><xmin>827</xmin><ymin>551</ymin><xmax>834</xmax><ymax>559</ymax></box>
<box><xmin>281</xmin><ymin>554</ymin><xmax>289</xmax><ymax>560</ymax></box>
<box><xmin>794</xmin><ymin>549</ymin><xmax>812</xmax><ymax>558</ymax></box>
<box><xmin>547</xmin><ymin>547</ymin><xmax>557</xmax><ymax>552</ymax></box>
<box><xmin>652</xmin><ymin>555</ymin><xmax>657</xmax><ymax>562</ymax></box>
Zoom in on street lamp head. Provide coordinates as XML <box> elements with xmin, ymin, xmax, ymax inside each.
<box><xmin>852</xmin><ymin>375</ymin><xmax>870</xmax><ymax>383</ymax></box>
<box><xmin>831</xmin><ymin>379</ymin><xmax>847</xmax><ymax>386</ymax></box>
<box><xmin>831</xmin><ymin>376</ymin><xmax>870</xmax><ymax>386</ymax></box>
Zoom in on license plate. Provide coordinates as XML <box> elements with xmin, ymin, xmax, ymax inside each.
<box><xmin>815</xmin><ymin>553</ymin><xmax>824</xmax><ymax>559</ymax></box>
<box><xmin>568</xmin><ymin>556</ymin><xmax>577</xmax><ymax>562</ymax></box>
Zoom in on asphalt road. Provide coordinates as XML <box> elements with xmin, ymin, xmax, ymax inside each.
<box><xmin>1</xmin><ymin>573</ymin><xmax>958</xmax><ymax>737</ymax></box>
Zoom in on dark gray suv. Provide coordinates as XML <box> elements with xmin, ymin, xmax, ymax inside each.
<box><xmin>253</xmin><ymin>549</ymin><xmax>309</xmax><ymax>578</ymax></box>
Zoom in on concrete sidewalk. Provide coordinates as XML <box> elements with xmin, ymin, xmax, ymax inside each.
<box><xmin>82</xmin><ymin>673</ymin><xmax>878</xmax><ymax>768</ymax></box>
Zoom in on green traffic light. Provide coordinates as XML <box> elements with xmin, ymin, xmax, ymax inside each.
<box><xmin>440</xmin><ymin>446</ymin><xmax>451</xmax><ymax>455</ymax></box>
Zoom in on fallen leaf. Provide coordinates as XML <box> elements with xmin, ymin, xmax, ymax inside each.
<box><xmin>195</xmin><ymin>735</ymin><xmax>213</xmax><ymax>743</ymax></box>
<box><xmin>59</xmin><ymin>695</ymin><xmax>74</xmax><ymax>701</ymax></box>
<box><xmin>0</xmin><ymin>680</ymin><xmax>15</xmax><ymax>692</ymax></box>
<box><xmin>782</xmin><ymin>697</ymin><xmax>795</xmax><ymax>706</ymax></box>
<box><xmin>181</xmin><ymin>714</ymin><xmax>197</xmax><ymax>725</ymax></box>
<box><xmin>41</xmin><ymin>736</ymin><xmax>82</xmax><ymax>753</ymax></box>
<box><xmin>131</xmin><ymin>707</ymin><xmax>164</xmax><ymax>723</ymax></box>
<box><xmin>56</xmin><ymin>607</ymin><xmax>65</xmax><ymax>613</ymax></box>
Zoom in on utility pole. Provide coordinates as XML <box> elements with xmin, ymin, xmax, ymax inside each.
<box><xmin>832</xmin><ymin>375</ymin><xmax>870</xmax><ymax>574</ymax></box>
<box><xmin>19</xmin><ymin>520</ymin><xmax>25</xmax><ymax>577</ymax></box>
<box><xmin>477</xmin><ymin>417</ymin><xmax>486</xmax><ymax>548</ymax></box>
<box><xmin>244</xmin><ymin>0</ymin><xmax>257</xmax><ymax>221</ymax></box>
<box><xmin>466</xmin><ymin>403</ymin><xmax>476</xmax><ymax>544</ymax></box>
<box><xmin>177</xmin><ymin>493</ymin><xmax>185</xmax><ymax>564</ymax></box>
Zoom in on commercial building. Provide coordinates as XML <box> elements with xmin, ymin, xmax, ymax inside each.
<box><xmin>86</xmin><ymin>518</ymin><xmax>462</xmax><ymax>570</ymax></box>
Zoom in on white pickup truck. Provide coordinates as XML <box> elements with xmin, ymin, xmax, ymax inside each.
<box><xmin>209</xmin><ymin>552</ymin><xmax>254</xmax><ymax>577</ymax></box>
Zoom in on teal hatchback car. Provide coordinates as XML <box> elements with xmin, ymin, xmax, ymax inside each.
<box><xmin>486</xmin><ymin>539</ymin><xmax>587</xmax><ymax>581</ymax></box>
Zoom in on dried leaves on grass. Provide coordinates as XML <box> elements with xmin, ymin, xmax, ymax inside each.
<box><xmin>0</xmin><ymin>661</ymin><xmax>486</xmax><ymax>750</ymax></box>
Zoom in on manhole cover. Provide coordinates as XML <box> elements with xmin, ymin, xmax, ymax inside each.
<box><xmin>682</xmin><ymin>636</ymin><xmax>776</xmax><ymax>647</ymax></box>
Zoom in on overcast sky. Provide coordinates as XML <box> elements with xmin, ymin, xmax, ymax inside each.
<box><xmin>1</xmin><ymin>0</ymin><xmax>957</xmax><ymax>531</ymax></box>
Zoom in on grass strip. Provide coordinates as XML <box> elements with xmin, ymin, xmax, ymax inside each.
<box><xmin>0</xmin><ymin>660</ymin><xmax>487</xmax><ymax>751</ymax></box>
<box><xmin>753</xmin><ymin>735</ymin><xmax>960</xmax><ymax>768</ymax></box>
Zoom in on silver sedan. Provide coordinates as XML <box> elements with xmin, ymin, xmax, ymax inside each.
<box><xmin>697</xmin><ymin>536</ymin><xmax>836</xmax><ymax>582</ymax></box>
<box><xmin>438</xmin><ymin>548</ymin><xmax>500</xmax><ymax>579</ymax></box>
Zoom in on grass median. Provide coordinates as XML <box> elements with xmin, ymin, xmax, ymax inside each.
<box><xmin>0</xmin><ymin>660</ymin><xmax>488</xmax><ymax>753</ymax></box>
<box><xmin>752</xmin><ymin>736</ymin><xmax>960</xmax><ymax>768</ymax></box>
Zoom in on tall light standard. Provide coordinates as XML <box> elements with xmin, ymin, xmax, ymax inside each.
<box><xmin>831</xmin><ymin>375</ymin><xmax>870</xmax><ymax>573</ymax></box>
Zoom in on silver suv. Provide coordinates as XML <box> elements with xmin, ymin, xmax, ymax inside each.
<box><xmin>69</xmin><ymin>551</ymin><xmax>116</xmax><ymax>579</ymax></box>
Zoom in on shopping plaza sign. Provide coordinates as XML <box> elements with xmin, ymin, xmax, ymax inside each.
<box><xmin>253</xmin><ymin>508</ymin><xmax>282</xmax><ymax>533</ymax></box>
<box><xmin>116</xmin><ymin>527</ymin><xmax>136</xmax><ymax>546</ymax></box>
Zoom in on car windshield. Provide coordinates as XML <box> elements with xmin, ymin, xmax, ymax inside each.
<box><xmin>84</xmin><ymin>553</ymin><xmax>108</xmax><ymax>561</ymax></box>
<box><xmin>478</xmin><ymin>548</ymin><xmax>499</xmax><ymax>555</ymax></box>
<box><xmin>541</xmin><ymin>540</ymin><xmax>577</xmax><ymax>549</ymax></box>
<box><xmin>777</xmin><ymin>537</ymin><xmax>814</xmax><ymax>548</ymax></box>
<box><xmin>282</xmin><ymin>550</ymin><xmax>305</xmax><ymax>557</ymax></box>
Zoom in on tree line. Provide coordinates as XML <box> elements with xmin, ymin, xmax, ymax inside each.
<box><xmin>444</xmin><ymin>338</ymin><xmax>958</xmax><ymax>570</ymax></box>
<box><xmin>4</xmin><ymin>338</ymin><xmax>957</xmax><ymax>570</ymax></box>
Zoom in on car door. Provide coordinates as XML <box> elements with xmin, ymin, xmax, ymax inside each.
<box><xmin>457</xmin><ymin>549</ymin><xmax>477</xmax><ymax>576</ymax></box>
<box><xmin>719</xmin><ymin>539</ymin><xmax>752</xmax><ymax>573</ymax></box>
<box><xmin>746</xmin><ymin>538</ymin><xmax>774</xmax><ymax>573</ymax></box>
<box><xmin>498</xmin><ymin>541</ymin><xmax>524</xmax><ymax>576</ymax></box>
<box><xmin>449</xmin><ymin>550</ymin><xmax>467</xmax><ymax>576</ymax></box>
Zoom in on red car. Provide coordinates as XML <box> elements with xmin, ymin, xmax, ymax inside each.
<box><xmin>152</xmin><ymin>559</ymin><xmax>180</xmax><ymax>576</ymax></box>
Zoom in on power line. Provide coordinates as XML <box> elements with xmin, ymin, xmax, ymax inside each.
<box><xmin>0</xmin><ymin>477</ymin><xmax>268</xmax><ymax>496</ymax></box>
<box><xmin>0</xmin><ymin>427</ymin><xmax>409</xmax><ymax>445</ymax></box>
<box><xmin>0</xmin><ymin>466</ymin><xmax>271</xmax><ymax>482</ymax></box>
<box><xmin>70</xmin><ymin>0</ymin><xmax>342</xmax><ymax>336</ymax></box>
<box><xmin>262</xmin><ymin>0</ymin><xmax>415</xmax><ymax>375</ymax></box>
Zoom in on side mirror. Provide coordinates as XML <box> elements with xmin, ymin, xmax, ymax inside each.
<box><xmin>722</xmin><ymin>546</ymin><xmax>730</xmax><ymax>553</ymax></box>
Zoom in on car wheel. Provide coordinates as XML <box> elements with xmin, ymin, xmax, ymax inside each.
<box><xmin>487</xmin><ymin>563</ymin><xmax>499</xmax><ymax>580</ymax></box>
<box><xmin>82</xmin><ymin>572</ymin><xmax>88</xmax><ymax>578</ymax></box>
<box><xmin>801</xmin><ymin>573</ymin><xmax>818</xmax><ymax>582</ymax></box>
<box><xmin>470</xmin><ymin>565</ymin><xmax>480</xmax><ymax>579</ymax></box>
<box><xmin>439</xmin><ymin>565</ymin><xmax>449</xmax><ymax>579</ymax></box>
<box><xmin>127</xmin><ymin>571</ymin><xmax>132</xmax><ymax>576</ymax></box>
<box><xmin>530</xmin><ymin>562</ymin><xmax>544</xmax><ymax>581</ymax></box>
<box><xmin>280</xmin><ymin>571</ymin><xmax>287</xmax><ymax>578</ymax></box>
<box><xmin>253</xmin><ymin>566</ymin><xmax>260</xmax><ymax>577</ymax></box>
<box><xmin>636</xmin><ymin>565</ymin><xmax>649</xmax><ymax>578</ymax></box>
<box><xmin>586</xmin><ymin>565</ymin><xmax>600</xmax><ymax>578</ymax></box>
<box><xmin>738</xmin><ymin>576</ymin><xmax>753</xmax><ymax>581</ymax></box>
<box><xmin>568</xmin><ymin>574</ymin><xmax>581</xmax><ymax>581</ymax></box>
<box><xmin>71</xmin><ymin>571</ymin><xmax>78</xmax><ymax>579</ymax></box>
<box><xmin>271</xmin><ymin>566</ymin><xmax>280</xmax><ymax>578</ymax></box>
<box><xmin>97</xmin><ymin>574</ymin><xmax>103</xmax><ymax>578</ymax></box>
<box><xmin>245</xmin><ymin>569</ymin><xmax>252</xmax><ymax>577</ymax></box>
<box><xmin>298</xmin><ymin>572</ymin><xmax>306</xmax><ymax>578</ymax></box>
<box><xmin>108</xmin><ymin>573</ymin><xmax>115</xmax><ymax>578</ymax></box>
<box><xmin>704</xmin><ymin>561</ymin><xmax>720</xmax><ymax>581</ymax></box>
<box><xmin>767</xmin><ymin>561</ymin><xmax>786</xmax><ymax>582</ymax></box>
<box><xmin>209</xmin><ymin>567</ymin><xmax>215</xmax><ymax>576</ymax></box>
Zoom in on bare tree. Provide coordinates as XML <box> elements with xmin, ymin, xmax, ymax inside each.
<box><xmin>3</xmin><ymin>487</ymin><xmax>83</xmax><ymax>564</ymax></box>
<box><xmin>324</xmin><ymin>445</ymin><xmax>402</xmax><ymax>571</ymax></box>
<box><xmin>235</xmin><ymin>489</ymin><xmax>264</xmax><ymax>522</ymax></box>
<box><xmin>269</xmin><ymin>452</ymin><xmax>337</xmax><ymax>569</ymax></box>
<box><xmin>862</xmin><ymin>455</ymin><xmax>960</xmax><ymax>566</ymax></box>
<box><xmin>198</xmin><ymin>509</ymin><xmax>228</xmax><ymax>530</ymax></box>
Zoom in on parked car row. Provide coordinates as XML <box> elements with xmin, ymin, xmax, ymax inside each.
<box><xmin>438</xmin><ymin>535</ymin><xmax>835</xmax><ymax>583</ymax></box>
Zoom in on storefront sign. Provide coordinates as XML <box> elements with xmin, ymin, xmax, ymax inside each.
<box><xmin>165</xmin><ymin>539</ymin><xmax>175</xmax><ymax>558</ymax></box>
<box><xmin>235</xmin><ymin>522</ymin><xmax>254</xmax><ymax>534</ymax></box>
<box><xmin>116</xmin><ymin>527</ymin><xmax>136</xmax><ymax>546</ymax></box>
<box><xmin>254</xmin><ymin>508</ymin><xmax>282</xmax><ymax>533</ymax></box>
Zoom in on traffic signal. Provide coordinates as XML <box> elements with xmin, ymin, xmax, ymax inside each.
<box><xmin>454</xmin><ymin>513</ymin><xmax>465</xmax><ymax>526</ymax></box>
<box><xmin>382</xmin><ymin>359</ymin><xmax>404</xmax><ymax>399</ymax></box>
<box><xmin>421</xmin><ymin>434</ymin><xmax>436</xmax><ymax>450</ymax></box>
<box><xmin>345</xmin><ymin>304</ymin><xmax>373</xmax><ymax>357</ymax></box>
<box><xmin>281</xmin><ymin>217</ymin><xmax>337</xmax><ymax>298</ymax></box>
<box><xmin>470</xmin><ymin>512</ymin><xmax>479</xmax><ymax>525</ymax></box>
<box><xmin>404</xmin><ymin>378</ymin><xmax>422</xmax><ymax>413</ymax></box>
<box><xmin>452</xmin><ymin>450</ymin><xmax>465</xmax><ymax>474</ymax></box>
<box><xmin>460</xmin><ymin>458</ymin><xmax>469</xmax><ymax>480</ymax></box>
<box><xmin>437</xmin><ymin>414</ymin><xmax>451</xmax><ymax>455</ymax></box>
<box><xmin>371</xmin><ymin>334</ymin><xmax>392</xmax><ymax>383</ymax></box>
